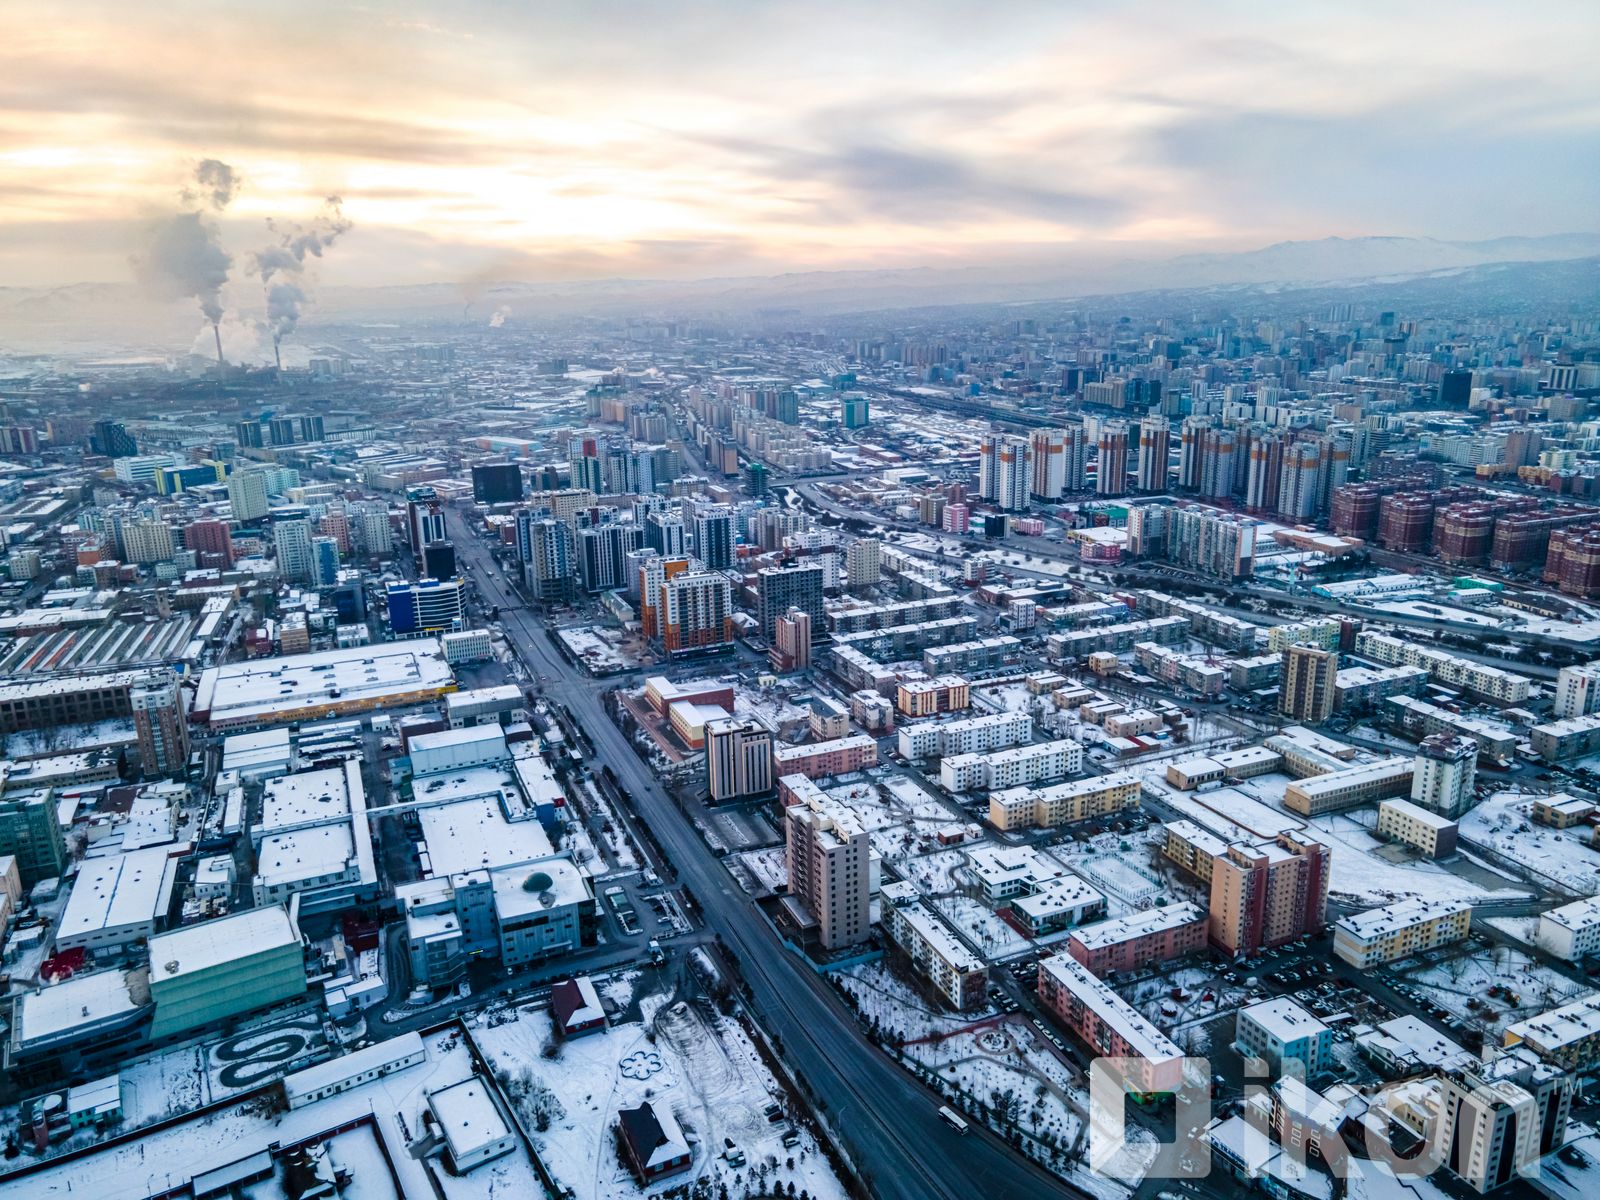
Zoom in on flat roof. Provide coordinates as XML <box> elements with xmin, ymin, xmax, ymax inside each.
<box><xmin>419</xmin><ymin>796</ymin><xmax>553</xmax><ymax>876</ymax></box>
<box><xmin>147</xmin><ymin>904</ymin><xmax>299</xmax><ymax>981</ymax></box>
<box><xmin>890</xmin><ymin>897</ymin><xmax>983</xmax><ymax>971</ymax></box>
<box><xmin>1240</xmin><ymin>996</ymin><xmax>1328</xmax><ymax>1043</ymax></box>
<box><xmin>1336</xmin><ymin>896</ymin><xmax>1471</xmax><ymax>942</ymax></box>
<box><xmin>1040</xmin><ymin>952</ymin><xmax>1184</xmax><ymax>1064</ymax></box>
<box><xmin>490</xmin><ymin>855</ymin><xmax>590</xmax><ymax>917</ymax></box>
<box><xmin>13</xmin><ymin>968</ymin><xmax>148</xmax><ymax>1047</ymax></box>
<box><xmin>192</xmin><ymin>641</ymin><xmax>454</xmax><ymax>726</ymax></box>
<box><xmin>57</xmin><ymin>847</ymin><xmax>178</xmax><ymax>943</ymax></box>
<box><xmin>1070</xmin><ymin>901</ymin><xmax>1206</xmax><ymax>950</ymax></box>
<box><xmin>259</xmin><ymin>766</ymin><xmax>355</xmax><ymax>833</ymax></box>
<box><xmin>410</xmin><ymin>723</ymin><xmax>508</xmax><ymax>754</ymax></box>
<box><xmin>283</xmin><ymin>1031</ymin><xmax>425</xmax><ymax>1103</ymax></box>
<box><xmin>1378</xmin><ymin>797</ymin><xmax>1458</xmax><ymax>831</ymax></box>
<box><xmin>254</xmin><ymin>824</ymin><xmax>356</xmax><ymax>888</ymax></box>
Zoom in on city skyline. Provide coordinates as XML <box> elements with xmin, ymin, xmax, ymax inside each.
<box><xmin>2</xmin><ymin>0</ymin><xmax>1598</xmax><ymax>290</ymax></box>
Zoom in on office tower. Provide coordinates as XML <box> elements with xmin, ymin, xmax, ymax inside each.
<box><xmin>228</xmin><ymin>469</ymin><xmax>271</xmax><ymax>522</ymax></box>
<box><xmin>1170</xmin><ymin>508</ymin><xmax>1257</xmax><ymax>578</ymax></box>
<box><xmin>770</xmin><ymin>607</ymin><xmax>813</xmax><ymax>672</ymax></box>
<box><xmin>978</xmin><ymin>434</ymin><xmax>1031</xmax><ymax>511</ymax></box>
<box><xmin>1411</xmin><ymin>734</ymin><xmax>1479</xmax><ymax>818</ymax></box>
<box><xmin>1439</xmin><ymin>369</ymin><xmax>1473</xmax><ymax>409</ymax></box>
<box><xmin>693</xmin><ymin>506</ymin><xmax>735</xmax><ymax>570</ymax></box>
<box><xmin>660</xmin><ymin>570</ymin><xmax>734</xmax><ymax>655</ymax></box>
<box><xmin>746</xmin><ymin>461</ymin><xmax>770</xmax><ymax>497</ymax></box>
<box><xmin>579</xmin><ymin>523</ymin><xmax>637</xmax><ymax>593</ymax></box>
<box><xmin>706</xmin><ymin>717</ymin><xmax>775</xmax><ymax>802</ymax></box>
<box><xmin>271</xmin><ymin>517</ymin><xmax>314</xmax><ymax>583</ymax></box>
<box><xmin>775</xmin><ymin>389</ymin><xmax>799</xmax><ymax>425</ymax></box>
<box><xmin>1554</xmin><ymin>662</ymin><xmax>1600</xmax><ymax>719</ymax></box>
<box><xmin>1136</xmin><ymin>416</ymin><xmax>1170</xmax><ymax>492</ymax></box>
<box><xmin>298</xmin><ymin>414</ymin><xmax>325</xmax><ymax>443</ymax></box>
<box><xmin>131</xmin><ymin>675</ymin><xmax>191</xmax><ymax>777</ymax></box>
<box><xmin>1096</xmin><ymin>422</ymin><xmax>1128</xmax><ymax>496</ymax></box>
<box><xmin>359</xmin><ymin>506</ymin><xmax>393</xmax><ymax>557</ymax></box>
<box><xmin>523</xmin><ymin>517</ymin><xmax>575</xmax><ymax>603</ymax></box>
<box><xmin>90</xmin><ymin>419</ymin><xmax>138</xmax><ymax>458</ymax></box>
<box><xmin>1504</xmin><ymin>427</ymin><xmax>1544</xmax><ymax>470</ymax></box>
<box><xmin>312</xmin><ymin>536</ymin><xmax>341</xmax><ymax>587</ymax></box>
<box><xmin>841</xmin><ymin>396</ymin><xmax>869</xmax><ymax>428</ymax></box>
<box><xmin>645</xmin><ymin>511</ymin><xmax>687</xmax><ymax>557</ymax></box>
<box><xmin>234</xmin><ymin>420</ymin><xmax>266</xmax><ymax>449</ymax></box>
<box><xmin>421</xmin><ymin>542</ymin><xmax>457</xmax><ymax>581</ymax></box>
<box><xmin>846</xmin><ymin>538</ymin><xmax>880</xmax><ymax>590</ymax></box>
<box><xmin>1244</xmin><ymin>431</ymin><xmax>1283</xmax><ymax>510</ymax></box>
<box><xmin>0</xmin><ymin>791</ymin><xmax>68</xmax><ymax>886</ymax></box>
<box><xmin>1208</xmin><ymin>832</ymin><xmax>1329</xmax><ymax>957</ymax></box>
<box><xmin>405</xmin><ymin>486</ymin><xmax>447</xmax><ymax>551</ymax></box>
<box><xmin>1280</xmin><ymin>645</ymin><xmax>1338</xmax><ymax>723</ymax></box>
<box><xmin>1276</xmin><ymin>439</ymin><xmax>1324</xmax><ymax>522</ymax></box>
<box><xmin>1030</xmin><ymin>429</ymin><xmax>1068</xmax><ymax>500</ymax></box>
<box><xmin>387</xmin><ymin>578</ymin><xmax>466</xmax><ymax>635</ymax></box>
<box><xmin>266</xmin><ymin>416</ymin><xmax>296</xmax><ymax>446</ymax></box>
<box><xmin>1198</xmin><ymin>426</ymin><xmax>1237</xmax><ymax>499</ymax></box>
<box><xmin>758</xmin><ymin>562</ymin><xmax>825</xmax><ymax>639</ymax></box>
<box><xmin>121</xmin><ymin>518</ymin><xmax>175</xmax><ymax>565</ymax></box>
<box><xmin>786</xmin><ymin>791</ymin><xmax>872</xmax><ymax>950</ymax></box>
<box><xmin>471</xmin><ymin>462</ymin><xmax>523</xmax><ymax>505</ymax></box>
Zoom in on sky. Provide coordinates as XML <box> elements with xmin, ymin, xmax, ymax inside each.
<box><xmin>1</xmin><ymin>0</ymin><xmax>1597</xmax><ymax>290</ymax></box>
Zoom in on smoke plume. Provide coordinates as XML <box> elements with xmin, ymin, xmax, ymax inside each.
<box><xmin>489</xmin><ymin>304</ymin><xmax>511</xmax><ymax>328</ymax></box>
<box><xmin>133</xmin><ymin>159</ymin><xmax>241</xmax><ymax>345</ymax></box>
<box><xmin>252</xmin><ymin>196</ymin><xmax>352</xmax><ymax>358</ymax></box>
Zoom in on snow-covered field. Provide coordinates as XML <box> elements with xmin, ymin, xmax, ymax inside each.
<box><xmin>1393</xmin><ymin>944</ymin><xmax>1591</xmax><ymax>1040</ymax></box>
<box><xmin>1459</xmin><ymin>791</ymin><xmax>1600</xmax><ymax>896</ymax></box>
<box><xmin>474</xmin><ymin>997</ymin><xmax>848</xmax><ymax>1200</ymax></box>
<box><xmin>1308</xmin><ymin>810</ymin><xmax>1531</xmax><ymax>906</ymax></box>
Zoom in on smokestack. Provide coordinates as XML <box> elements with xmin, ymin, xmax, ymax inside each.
<box><xmin>273</xmin><ymin>336</ymin><xmax>282</xmax><ymax>372</ymax></box>
<box><xmin>212</xmin><ymin>320</ymin><xmax>225</xmax><ymax>371</ymax></box>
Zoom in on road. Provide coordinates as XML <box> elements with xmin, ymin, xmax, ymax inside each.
<box><xmin>447</xmin><ymin>510</ymin><xmax>1089</xmax><ymax>1200</ymax></box>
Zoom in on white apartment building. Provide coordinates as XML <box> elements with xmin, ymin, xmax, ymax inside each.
<box><xmin>880</xmin><ymin>880</ymin><xmax>988</xmax><ymax>1010</ymax></box>
<box><xmin>1355</xmin><ymin>631</ymin><xmax>1530</xmax><ymax>705</ymax></box>
<box><xmin>1410</xmin><ymin>733</ymin><xmax>1479</xmax><ymax>817</ymax></box>
<box><xmin>1536</xmin><ymin>896</ymin><xmax>1600</xmax><ymax>962</ymax></box>
<box><xmin>1375</xmin><ymin>798</ymin><xmax>1458</xmax><ymax>858</ymax></box>
<box><xmin>897</xmin><ymin>709</ymin><xmax>1031</xmax><ymax>760</ymax></box>
<box><xmin>941</xmin><ymin>738</ymin><xmax>1083</xmax><ymax>793</ymax></box>
<box><xmin>1554</xmin><ymin>662</ymin><xmax>1600</xmax><ymax>720</ymax></box>
<box><xmin>988</xmin><ymin>771</ymin><xmax>1141</xmax><ymax>831</ymax></box>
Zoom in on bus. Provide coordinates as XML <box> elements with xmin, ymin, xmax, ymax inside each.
<box><xmin>937</xmin><ymin>1106</ymin><xmax>969</xmax><ymax>1135</ymax></box>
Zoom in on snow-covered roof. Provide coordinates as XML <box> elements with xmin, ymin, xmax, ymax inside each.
<box><xmin>1239</xmin><ymin>996</ymin><xmax>1328</xmax><ymax>1044</ymax></box>
<box><xmin>147</xmin><ymin>904</ymin><xmax>299</xmax><ymax>981</ymax></box>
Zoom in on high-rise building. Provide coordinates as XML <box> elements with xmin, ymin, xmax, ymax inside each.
<box><xmin>1276</xmin><ymin>439</ymin><xmax>1324</xmax><ymax>522</ymax></box>
<box><xmin>1554</xmin><ymin>662</ymin><xmax>1600</xmax><ymax>719</ymax></box>
<box><xmin>758</xmin><ymin>563</ymin><xmax>826</xmax><ymax>639</ymax></box>
<box><xmin>0</xmin><ymin>790</ymin><xmax>68</xmax><ymax>886</ymax></box>
<box><xmin>1030</xmin><ymin>429</ymin><xmax>1068</xmax><ymax>500</ymax></box>
<box><xmin>522</xmin><ymin>517</ymin><xmax>575</xmax><ymax>603</ymax></box>
<box><xmin>121</xmin><ymin>518</ymin><xmax>175</xmax><ymax>565</ymax></box>
<box><xmin>405</xmin><ymin>486</ymin><xmax>447</xmax><ymax>551</ymax></box>
<box><xmin>846</xmin><ymin>538</ymin><xmax>880</xmax><ymax>590</ymax></box>
<box><xmin>645</xmin><ymin>511</ymin><xmax>687</xmax><ymax>557</ymax></box>
<box><xmin>1198</xmin><ymin>426</ymin><xmax>1238</xmax><ymax>500</ymax></box>
<box><xmin>693</xmin><ymin>507</ymin><xmax>734</xmax><ymax>570</ymax></box>
<box><xmin>1244</xmin><ymin>431</ymin><xmax>1284</xmax><ymax>510</ymax></box>
<box><xmin>659</xmin><ymin>570</ymin><xmax>734</xmax><ymax>655</ymax></box>
<box><xmin>1411</xmin><ymin>733</ymin><xmax>1479</xmax><ymax>818</ymax></box>
<box><xmin>273</xmin><ymin>517</ymin><xmax>315</xmax><ymax>583</ymax></box>
<box><xmin>1136</xmin><ymin>416</ymin><xmax>1170</xmax><ymax>492</ymax></box>
<box><xmin>1208</xmin><ymin>832</ymin><xmax>1329</xmax><ymax>957</ymax></box>
<box><xmin>1169</xmin><ymin>508</ymin><xmax>1257</xmax><ymax>578</ymax></box>
<box><xmin>387</xmin><ymin>577</ymin><xmax>466</xmax><ymax>635</ymax></box>
<box><xmin>1177</xmin><ymin>416</ymin><xmax>1209</xmax><ymax>490</ymax></box>
<box><xmin>1096</xmin><ymin>423</ymin><xmax>1129</xmax><ymax>496</ymax></box>
<box><xmin>90</xmin><ymin>419</ymin><xmax>138</xmax><ymax>458</ymax></box>
<box><xmin>978</xmin><ymin>434</ymin><xmax>1031</xmax><ymax>511</ymax></box>
<box><xmin>579</xmin><ymin>523</ymin><xmax>638</xmax><ymax>593</ymax></box>
<box><xmin>184</xmin><ymin>519</ymin><xmax>235</xmax><ymax>567</ymax></box>
<box><xmin>770</xmin><ymin>606</ymin><xmax>813</xmax><ymax>673</ymax></box>
<box><xmin>706</xmin><ymin>717</ymin><xmax>774</xmax><ymax>802</ymax></box>
<box><xmin>312</xmin><ymin>535</ymin><xmax>341</xmax><ymax>587</ymax></box>
<box><xmin>1280</xmin><ymin>645</ymin><xmax>1338</xmax><ymax>722</ymax></box>
<box><xmin>131</xmin><ymin>675</ymin><xmax>191</xmax><ymax>777</ymax></box>
<box><xmin>1439</xmin><ymin>369</ymin><xmax>1473</xmax><ymax>409</ymax></box>
<box><xmin>471</xmin><ymin>462</ymin><xmax>523</xmax><ymax>505</ymax></box>
<box><xmin>841</xmin><ymin>397</ymin><xmax>870</xmax><ymax>428</ymax></box>
<box><xmin>228</xmin><ymin>469</ymin><xmax>271</xmax><ymax>522</ymax></box>
<box><xmin>359</xmin><ymin>507</ymin><xmax>394</xmax><ymax>557</ymax></box>
<box><xmin>785</xmin><ymin>784</ymin><xmax>872</xmax><ymax>950</ymax></box>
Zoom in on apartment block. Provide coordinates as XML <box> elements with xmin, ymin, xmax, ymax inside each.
<box><xmin>986</xmin><ymin>770</ymin><xmax>1138</xmax><ymax>830</ymax></box>
<box><xmin>1535</xmin><ymin>897</ymin><xmax>1600</xmax><ymax>962</ymax></box>
<box><xmin>1283</xmin><ymin>757</ymin><xmax>1413</xmax><ymax>816</ymax></box>
<box><xmin>1037</xmin><ymin>953</ymin><xmax>1185</xmax><ymax>1096</ymax></box>
<box><xmin>898</xmin><ymin>709</ymin><xmax>1030</xmax><ymax>759</ymax></box>
<box><xmin>1332</xmin><ymin>897</ymin><xmax>1472</xmax><ymax>967</ymax></box>
<box><xmin>784</xmin><ymin>778</ymin><xmax>872</xmax><ymax>950</ymax></box>
<box><xmin>1375</xmin><ymin>798</ymin><xmax>1458</xmax><ymax>858</ymax></box>
<box><xmin>943</xmin><ymin>739</ymin><xmax>1084</xmax><ymax>794</ymax></box>
<box><xmin>1208</xmin><ymin>832</ymin><xmax>1329</xmax><ymax>957</ymax></box>
<box><xmin>1066</xmin><ymin>901</ymin><xmax>1207</xmax><ymax>977</ymax></box>
<box><xmin>1236</xmin><ymin>997</ymin><xmax>1331</xmax><ymax>1078</ymax></box>
<box><xmin>772</xmin><ymin>734</ymin><xmax>878</xmax><ymax>781</ymax></box>
<box><xmin>895</xmin><ymin>675</ymin><xmax>971</xmax><ymax>717</ymax></box>
<box><xmin>880</xmin><ymin>880</ymin><xmax>988</xmax><ymax>1010</ymax></box>
<box><xmin>1355</xmin><ymin>631</ymin><xmax>1530</xmax><ymax>705</ymax></box>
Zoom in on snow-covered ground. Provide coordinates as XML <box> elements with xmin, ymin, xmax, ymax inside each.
<box><xmin>474</xmin><ymin>997</ymin><xmax>848</xmax><ymax>1200</ymax></box>
<box><xmin>1393</xmin><ymin>943</ymin><xmax>1591</xmax><ymax>1040</ymax></box>
<box><xmin>1459</xmin><ymin>791</ymin><xmax>1600</xmax><ymax>896</ymax></box>
<box><xmin>1308</xmin><ymin>810</ymin><xmax>1531</xmax><ymax>906</ymax></box>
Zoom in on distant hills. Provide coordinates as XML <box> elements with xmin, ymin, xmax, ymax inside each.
<box><xmin>3</xmin><ymin>232</ymin><xmax>1598</xmax><ymax>356</ymax></box>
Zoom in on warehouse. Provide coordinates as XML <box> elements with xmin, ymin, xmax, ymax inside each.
<box><xmin>191</xmin><ymin>641</ymin><xmax>456</xmax><ymax>729</ymax></box>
